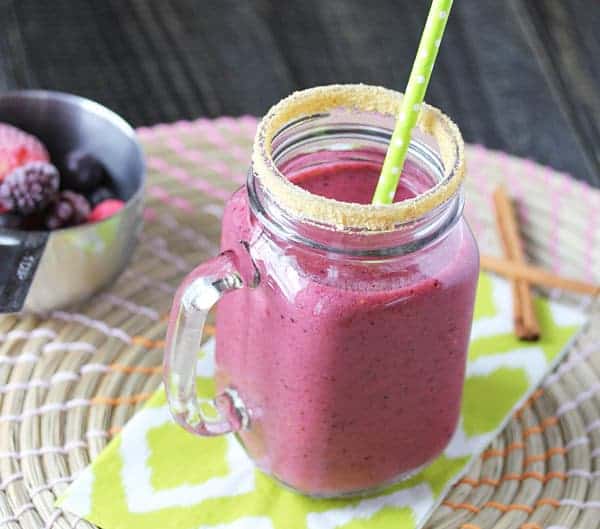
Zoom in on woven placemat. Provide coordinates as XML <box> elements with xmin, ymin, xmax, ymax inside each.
<box><xmin>0</xmin><ymin>116</ymin><xmax>598</xmax><ymax>529</ymax></box>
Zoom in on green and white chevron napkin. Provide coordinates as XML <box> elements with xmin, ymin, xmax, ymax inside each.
<box><xmin>59</xmin><ymin>272</ymin><xmax>585</xmax><ymax>529</ymax></box>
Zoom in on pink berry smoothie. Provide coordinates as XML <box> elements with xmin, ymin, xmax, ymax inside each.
<box><xmin>215</xmin><ymin>157</ymin><xmax>479</xmax><ymax>496</ymax></box>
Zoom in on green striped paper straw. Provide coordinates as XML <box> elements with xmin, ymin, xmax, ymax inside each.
<box><xmin>372</xmin><ymin>0</ymin><xmax>454</xmax><ymax>205</ymax></box>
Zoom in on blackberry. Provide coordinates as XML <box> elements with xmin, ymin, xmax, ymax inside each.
<box><xmin>88</xmin><ymin>186</ymin><xmax>117</xmax><ymax>208</ymax></box>
<box><xmin>0</xmin><ymin>162</ymin><xmax>60</xmax><ymax>215</ymax></box>
<box><xmin>45</xmin><ymin>191</ymin><xmax>91</xmax><ymax>230</ymax></box>
<box><xmin>62</xmin><ymin>150</ymin><xmax>106</xmax><ymax>192</ymax></box>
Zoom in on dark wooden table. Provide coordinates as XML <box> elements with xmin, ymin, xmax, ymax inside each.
<box><xmin>1</xmin><ymin>0</ymin><xmax>598</xmax><ymax>186</ymax></box>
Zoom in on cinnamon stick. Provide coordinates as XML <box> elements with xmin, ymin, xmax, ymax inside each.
<box><xmin>480</xmin><ymin>255</ymin><xmax>600</xmax><ymax>297</ymax></box>
<box><xmin>493</xmin><ymin>187</ymin><xmax>540</xmax><ymax>341</ymax></box>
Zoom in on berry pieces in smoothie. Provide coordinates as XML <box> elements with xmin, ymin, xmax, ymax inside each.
<box><xmin>0</xmin><ymin>123</ymin><xmax>50</xmax><ymax>182</ymax></box>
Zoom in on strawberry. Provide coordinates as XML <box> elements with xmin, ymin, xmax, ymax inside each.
<box><xmin>0</xmin><ymin>123</ymin><xmax>50</xmax><ymax>182</ymax></box>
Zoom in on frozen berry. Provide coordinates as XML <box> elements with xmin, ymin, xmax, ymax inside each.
<box><xmin>88</xmin><ymin>186</ymin><xmax>117</xmax><ymax>208</ymax></box>
<box><xmin>62</xmin><ymin>150</ymin><xmax>107</xmax><ymax>192</ymax></box>
<box><xmin>0</xmin><ymin>212</ymin><xmax>23</xmax><ymax>230</ymax></box>
<box><xmin>0</xmin><ymin>162</ymin><xmax>59</xmax><ymax>215</ymax></box>
<box><xmin>88</xmin><ymin>199</ymin><xmax>125</xmax><ymax>223</ymax></box>
<box><xmin>45</xmin><ymin>191</ymin><xmax>91</xmax><ymax>230</ymax></box>
<box><xmin>0</xmin><ymin>123</ymin><xmax>49</xmax><ymax>182</ymax></box>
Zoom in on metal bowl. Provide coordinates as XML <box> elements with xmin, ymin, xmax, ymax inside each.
<box><xmin>0</xmin><ymin>90</ymin><xmax>145</xmax><ymax>313</ymax></box>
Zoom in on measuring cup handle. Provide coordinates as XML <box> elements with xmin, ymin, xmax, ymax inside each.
<box><xmin>0</xmin><ymin>230</ymin><xmax>49</xmax><ymax>313</ymax></box>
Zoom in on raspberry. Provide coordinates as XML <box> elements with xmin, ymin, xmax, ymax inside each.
<box><xmin>0</xmin><ymin>123</ymin><xmax>49</xmax><ymax>181</ymax></box>
<box><xmin>45</xmin><ymin>191</ymin><xmax>91</xmax><ymax>230</ymax></box>
<box><xmin>88</xmin><ymin>199</ymin><xmax>125</xmax><ymax>223</ymax></box>
<box><xmin>0</xmin><ymin>162</ymin><xmax>60</xmax><ymax>215</ymax></box>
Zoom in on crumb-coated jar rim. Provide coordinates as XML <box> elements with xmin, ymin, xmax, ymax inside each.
<box><xmin>252</xmin><ymin>84</ymin><xmax>465</xmax><ymax>232</ymax></box>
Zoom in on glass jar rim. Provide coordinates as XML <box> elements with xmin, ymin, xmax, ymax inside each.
<box><xmin>252</xmin><ymin>84</ymin><xmax>465</xmax><ymax>232</ymax></box>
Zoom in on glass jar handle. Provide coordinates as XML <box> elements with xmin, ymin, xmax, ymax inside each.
<box><xmin>163</xmin><ymin>247</ymin><xmax>256</xmax><ymax>436</ymax></box>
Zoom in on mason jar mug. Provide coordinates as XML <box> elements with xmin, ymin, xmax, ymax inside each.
<box><xmin>164</xmin><ymin>85</ymin><xmax>479</xmax><ymax>497</ymax></box>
